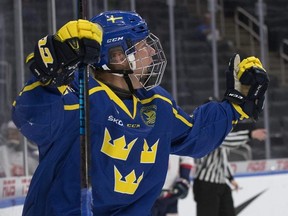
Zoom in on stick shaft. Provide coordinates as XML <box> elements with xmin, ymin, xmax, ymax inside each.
<box><xmin>78</xmin><ymin>0</ymin><xmax>87</xmax><ymax>20</ymax></box>
<box><xmin>78</xmin><ymin>0</ymin><xmax>91</xmax><ymax>215</ymax></box>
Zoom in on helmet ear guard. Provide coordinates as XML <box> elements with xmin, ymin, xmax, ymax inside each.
<box><xmin>90</xmin><ymin>11</ymin><xmax>167</xmax><ymax>90</ymax></box>
<box><xmin>127</xmin><ymin>53</ymin><xmax>136</xmax><ymax>70</ymax></box>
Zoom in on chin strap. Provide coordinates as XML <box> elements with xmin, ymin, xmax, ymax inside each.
<box><xmin>96</xmin><ymin>66</ymin><xmax>136</xmax><ymax>94</ymax></box>
<box><xmin>123</xmin><ymin>72</ymin><xmax>135</xmax><ymax>95</ymax></box>
<box><xmin>110</xmin><ymin>69</ymin><xmax>135</xmax><ymax>94</ymax></box>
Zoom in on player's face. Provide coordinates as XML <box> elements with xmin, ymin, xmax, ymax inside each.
<box><xmin>133</xmin><ymin>40</ymin><xmax>155</xmax><ymax>74</ymax></box>
<box><xmin>107</xmin><ymin>34</ymin><xmax>166</xmax><ymax>91</ymax></box>
<box><xmin>127</xmin><ymin>40</ymin><xmax>155</xmax><ymax>89</ymax></box>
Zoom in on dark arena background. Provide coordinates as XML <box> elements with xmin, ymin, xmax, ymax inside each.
<box><xmin>1</xmin><ymin>0</ymin><xmax>288</xmax><ymax>215</ymax></box>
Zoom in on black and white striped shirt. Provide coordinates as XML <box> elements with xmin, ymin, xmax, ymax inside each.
<box><xmin>194</xmin><ymin>120</ymin><xmax>255</xmax><ymax>183</ymax></box>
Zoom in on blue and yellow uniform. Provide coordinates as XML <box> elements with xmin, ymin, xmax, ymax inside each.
<box><xmin>12</xmin><ymin>72</ymin><xmax>240</xmax><ymax>216</ymax></box>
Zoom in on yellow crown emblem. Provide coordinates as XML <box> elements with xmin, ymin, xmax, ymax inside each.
<box><xmin>140</xmin><ymin>139</ymin><xmax>159</xmax><ymax>163</ymax></box>
<box><xmin>114</xmin><ymin>166</ymin><xmax>144</xmax><ymax>195</ymax></box>
<box><xmin>101</xmin><ymin>128</ymin><xmax>137</xmax><ymax>160</ymax></box>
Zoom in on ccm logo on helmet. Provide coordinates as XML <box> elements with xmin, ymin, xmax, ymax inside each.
<box><xmin>107</xmin><ymin>36</ymin><xmax>124</xmax><ymax>43</ymax></box>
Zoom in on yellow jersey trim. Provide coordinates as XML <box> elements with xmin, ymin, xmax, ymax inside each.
<box><xmin>19</xmin><ymin>81</ymin><xmax>42</xmax><ymax>96</ymax></box>
<box><xmin>141</xmin><ymin>94</ymin><xmax>172</xmax><ymax>105</ymax></box>
<box><xmin>232</xmin><ymin>103</ymin><xmax>249</xmax><ymax>120</ymax></box>
<box><xmin>173</xmin><ymin>108</ymin><xmax>193</xmax><ymax>127</ymax></box>
<box><xmin>64</xmin><ymin>104</ymin><xmax>79</xmax><ymax>110</ymax></box>
<box><xmin>97</xmin><ymin>81</ymin><xmax>137</xmax><ymax>119</ymax></box>
<box><xmin>140</xmin><ymin>94</ymin><xmax>192</xmax><ymax>127</ymax></box>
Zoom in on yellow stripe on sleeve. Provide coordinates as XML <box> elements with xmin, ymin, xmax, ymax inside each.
<box><xmin>64</xmin><ymin>104</ymin><xmax>79</xmax><ymax>110</ymax></box>
<box><xmin>19</xmin><ymin>81</ymin><xmax>42</xmax><ymax>96</ymax></box>
<box><xmin>231</xmin><ymin>103</ymin><xmax>249</xmax><ymax>120</ymax></box>
<box><xmin>172</xmin><ymin>108</ymin><xmax>193</xmax><ymax>127</ymax></box>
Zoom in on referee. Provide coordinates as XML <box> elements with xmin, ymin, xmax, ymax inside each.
<box><xmin>192</xmin><ymin>119</ymin><xmax>267</xmax><ymax>216</ymax></box>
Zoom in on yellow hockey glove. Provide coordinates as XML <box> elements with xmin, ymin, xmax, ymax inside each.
<box><xmin>27</xmin><ymin>19</ymin><xmax>103</xmax><ymax>87</ymax></box>
<box><xmin>224</xmin><ymin>54</ymin><xmax>269</xmax><ymax>120</ymax></box>
<box><xmin>54</xmin><ymin>19</ymin><xmax>103</xmax><ymax>64</ymax></box>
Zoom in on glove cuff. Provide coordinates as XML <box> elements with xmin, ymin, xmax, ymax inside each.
<box><xmin>30</xmin><ymin>35</ymin><xmax>80</xmax><ymax>87</ymax></box>
<box><xmin>176</xmin><ymin>178</ymin><xmax>190</xmax><ymax>188</ymax></box>
<box><xmin>224</xmin><ymin>89</ymin><xmax>250</xmax><ymax>119</ymax></box>
<box><xmin>224</xmin><ymin>89</ymin><xmax>245</xmax><ymax>104</ymax></box>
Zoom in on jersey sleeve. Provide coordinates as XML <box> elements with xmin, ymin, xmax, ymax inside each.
<box><xmin>170</xmin><ymin>100</ymin><xmax>240</xmax><ymax>158</ymax></box>
<box><xmin>12</xmin><ymin>77</ymin><xmax>66</xmax><ymax>150</ymax></box>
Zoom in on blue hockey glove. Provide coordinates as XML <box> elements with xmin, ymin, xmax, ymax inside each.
<box><xmin>27</xmin><ymin>19</ymin><xmax>103</xmax><ymax>87</ymax></box>
<box><xmin>224</xmin><ymin>54</ymin><xmax>269</xmax><ymax>120</ymax></box>
<box><xmin>171</xmin><ymin>179</ymin><xmax>190</xmax><ymax>199</ymax></box>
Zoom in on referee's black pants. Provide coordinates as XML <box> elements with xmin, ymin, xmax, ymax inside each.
<box><xmin>193</xmin><ymin>179</ymin><xmax>235</xmax><ymax>216</ymax></box>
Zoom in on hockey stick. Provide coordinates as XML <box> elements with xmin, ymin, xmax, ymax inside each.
<box><xmin>78</xmin><ymin>0</ymin><xmax>92</xmax><ymax>215</ymax></box>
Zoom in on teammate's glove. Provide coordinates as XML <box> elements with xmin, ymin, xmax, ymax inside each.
<box><xmin>27</xmin><ymin>19</ymin><xmax>103</xmax><ymax>87</ymax></box>
<box><xmin>171</xmin><ymin>179</ymin><xmax>190</xmax><ymax>199</ymax></box>
<box><xmin>224</xmin><ymin>54</ymin><xmax>269</xmax><ymax>120</ymax></box>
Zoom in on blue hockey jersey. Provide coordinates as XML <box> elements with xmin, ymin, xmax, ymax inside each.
<box><xmin>12</xmin><ymin>73</ymin><xmax>240</xmax><ymax>216</ymax></box>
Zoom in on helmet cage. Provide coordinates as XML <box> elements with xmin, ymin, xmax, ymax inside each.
<box><xmin>126</xmin><ymin>33</ymin><xmax>167</xmax><ymax>90</ymax></box>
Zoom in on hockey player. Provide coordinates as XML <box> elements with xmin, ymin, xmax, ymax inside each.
<box><xmin>12</xmin><ymin>11</ymin><xmax>269</xmax><ymax>216</ymax></box>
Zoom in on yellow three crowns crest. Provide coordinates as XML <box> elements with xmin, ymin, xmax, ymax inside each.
<box><xmin>100</xmin><ymin>128</ymin><xmax>159</xmax><ymax>194</ymax></box>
